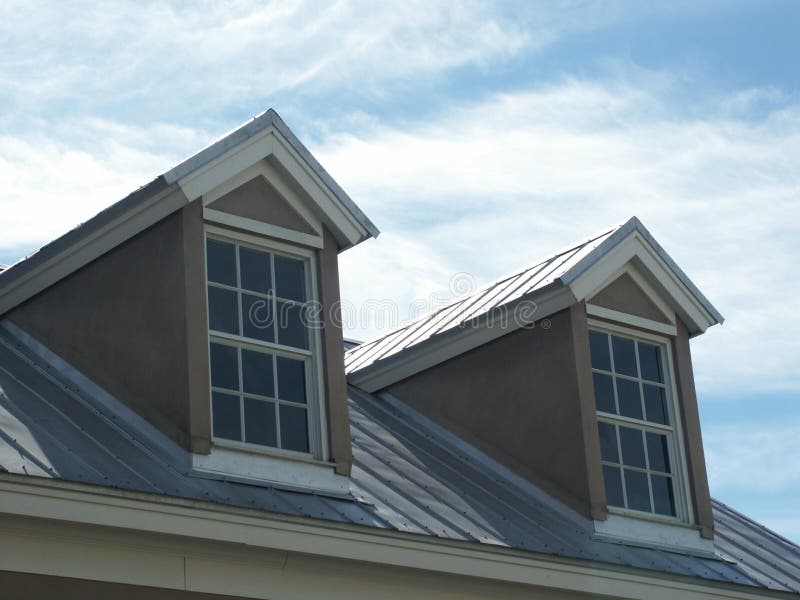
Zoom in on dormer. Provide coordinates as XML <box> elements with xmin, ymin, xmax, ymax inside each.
<box><xmin>346</xmin><ymin>218</ymin><xmax>721</xmax><ymax>552</ymax></box>
<box><xmin>0</xmin><ymin>109</ymin><xmax>378</xmax><ymax>494</ymax></box>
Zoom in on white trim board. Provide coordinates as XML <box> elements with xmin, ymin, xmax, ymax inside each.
<box><xmin>204</xmin><ymin>207</ymin><xmax>324</xmax><ymax>249</ymax></box>
<box><xmin>191</xmin><ymin>447</ymin><xmax>349</xmax><ymax>495</ymax></box>
<box><xmin>0</xmin><ymin>476</ymin><xmax>777</xmax><ymax>600</ymax></box>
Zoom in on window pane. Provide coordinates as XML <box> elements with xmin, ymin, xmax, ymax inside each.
<box><xmin>274</xmin><ymin>255</ymin><xmax>306</xmax><ymax>302</ymax></box>
<box><xmin>619</xmin><ymin>426</ymin><xmax>646</xmax><ymax>468</ymax></box>
<box><xmin>651</xmin><ymin>475</ymin><xmax>676</xmax><ymax>516</ymax></box>
<box><xmin>244</xmin><ymin>398</ymin><xmax>277</xmax><ymax>447</ymax></box>
<box><xmin>643</xmin><ymin>384</ymin><xmax>669</xmax><ymax>425</ymax></box>
<box><xmin>598</xmin><ymin>421</ymin><xmax>619</xmax><ymax>463</ymax></box>
<box><xmin>602</xmin><ymin>465</ymin><xmax>625</xmax><ymax>508</ymax></box>
<box><xmin>212</xmin><ymin>392</ymin><xmax>241</xmax><ymax>441</ymax></box>
<box><xmin>280</xmin><ymin>405</ymin><xmax>309</xmax><ymax>452</ymax></box>
<box><xmin>241</xmin><ymin>294</ymin><xmax>275</xmax><ymax>342</ymax></box>
<box><xmin>646</xmin><ymin>432</ymin><xmax>671</xmax><ymax>473</ymax></box>
<box><xmin>276</xmin><ymin>301</ymin><xmax>308</xmax><ymax>349</ymax></box>
<box><xmin>593</xmin><ymin>373</ymin><xmax>615</xmax><ymax>413</ymax></box>
<box><xmin>208</xmin><ymin>287</ymin><xmax>239</xmax><ymax>334</ymax></box>
<box><xmin>277</xmin><ymin>356</ymin><xmax>306</xmax><ymax>404</ymax></box>
<box><xmin>612</xmin><ymin>336</ymin><xmax>637</xmax><ymax>377</ymax></box>
<box><xmin>241</xmin><ymin>348</ymin><xmax>274</xmax><ymax>397</ymax></box>
<box><xmin>616</xmin><ymin>378</ymin><xmax>643</xmax><ymax>420</ymax></box>
<box><xmin>589</xmin><ymin>330</ymin><xmax>611</xmax><ymax>371</ymax></box>
<box><xmin>624</xmin><ymin>469</ymin><xmax>652</xmax><ymax>512</ymax></box>
<box><xmin>209</xmin><ymin>343</ymin><xmax>239</xmax><ymax>391</ymax></box>
<box><xmin>206</xmin><ymin>239</ymin><xmax>237</xmax><ymax>286</ymax></box>
<box><xmin>239</xmin><ymin>246</ymin><xmax>272</xmax><ymax>294</ymax></box>
<box><xmin>638</xmin><ymin>342</ymin><xmax>663</xmax><ymax>383</ymax></box>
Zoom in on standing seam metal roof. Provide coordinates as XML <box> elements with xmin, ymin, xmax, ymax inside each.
<box><xmin>0</xmin><ymin>321</ymin><xmax>798</xmax><ymax>594</ymax></box>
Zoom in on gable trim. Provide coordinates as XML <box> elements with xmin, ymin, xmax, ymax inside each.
<box><xmin>203</xmin><ymin>207</ymin><xmax>324</xmax><ymax>249</ymax></box>
<box><xmin>586</xmin><ymin>304</ymin><xmax>677</xmax><ymax>336</ymax></box>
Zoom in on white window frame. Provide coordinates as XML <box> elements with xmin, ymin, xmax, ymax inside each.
<box><xmin>203</xmin><ymin>224</ymin><xmax>329</xmax><ymax>463</ymax></box>
<box><xmin>589</xmin><ymin>320</ymin><xmax>694</xmax><ymax>527</ymax></box>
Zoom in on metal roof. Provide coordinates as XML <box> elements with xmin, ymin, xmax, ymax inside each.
<box><xmin>0</xmin><ymin>321</ymin><xmax>798</xmax><ymax>594</ymax></box>
<box><xmin>346</xmin><ymin>217</ymin><xmax>723</xmax><ymax>381</ymax></box>
<box><xmin>0</xmin><ymin>109</ymin><xmax>378</xmax><ymax>301</ymax></box>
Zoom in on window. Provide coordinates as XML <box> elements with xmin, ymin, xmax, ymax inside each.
<box><xmin>589</xmin><ymin>327</ymin><xmax>686</xmax><ymax>520</ymax></box>
<box><xmin>205</xmin><ymin>234</ymin><xmax>319</xmax><ymax>455</ymax></box>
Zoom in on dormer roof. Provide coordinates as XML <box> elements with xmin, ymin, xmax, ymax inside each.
<box><xmin>0</xmin><ymin>109</ymin><xmax>378</xmax><ymax>316</ymax></box>
<box><xmin>347</xmin><ymin>217</ymin><xmax>722</xmax><ymax>392</ymax></box>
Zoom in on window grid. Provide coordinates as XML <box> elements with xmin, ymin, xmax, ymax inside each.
<box><xmin>206</xmin><ymin>234</ymin><xmax>314</xmax><ymax>455</ymax></box>
<box><xmin>591</xmin><ymin>328</ymin><xmax>680</xmax><ymax>519</ymax></box>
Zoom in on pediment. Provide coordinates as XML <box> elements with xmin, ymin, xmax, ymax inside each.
<box><xmin>588</xmin><ymin>271</ymin><xmax>673</xmax><ymax>325</ymax></box>
<box><xmin>207</xmin><ymin>175</ymin><xmax>317</xmax><ymax>236</ymax></box>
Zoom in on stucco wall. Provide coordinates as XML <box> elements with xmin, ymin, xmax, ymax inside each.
<box><xmin>387</xmin><ymin>308</ymin><xmax>603</xmax><ymax>518</ymax></box>
<box><xmin>9</xmin><ymin>210</ymin><xmax>193</xmax><ymax>448</ymax></box>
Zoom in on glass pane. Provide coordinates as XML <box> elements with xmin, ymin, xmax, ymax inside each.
<box><xmin>638</xmin><ymin>342</ymin><xmax>663</xmax><ymax>383</ymax></box>
<box><xmin>624</xmin><ymin>469</ymin><xmax>652</xmax><ymax>512</ymax></box>
<box><xmin>651</xmin><ymin>474</ymin><xmax>676</xmax><ymax>516</ymax></box>
<box><xmin>241</xmin><ymin>348</ymin><xmax>274</xmax><ymax>397</ymax></box>
<box><xmin>646</xmin><ymin>432</ymin><xmax>671</xmax><ymax>473</ymax></box>
<box><xmin>242</xmin><ymin>294</ymin><xmax>275</xmax><ymax>343</ymax></box>
<box><xmin>276</xmin><ymin>301</ymin><xmax>308</xmax><ymax>349</ymax></box>
<box><xmin>208</xmin><ymin>287</ymin><xmax>239</xmax><ymax>334</ymax></box>
<box><xmin>277</xmin><ymin>356</ymin><xmax>306</xmax><ymax>404</ymax></box>
<box><xmin>602</xmin><ymin>465</ymin><xmax>625</xmax><ymax>508</ymax></box>
<box><xmin>280</xmin><ymin>405</ymin><xmax>309</xmax><ymax>452</ymax></box>
<box><xmin>619</xmin><ymin>426</ymin><xmax>646</xmax><ymax>468</ymax></box>
<box><xmin>244</xmin><ymin>398</ymin><xmax>277</xmax><ymax>447</ymax></box>
<box><xmin>274</xmin><ymin>255</ymin><xmax>306</xmax><ymax>302</ymax></box>
<box><xmin>206</xmin><ymin>239</ymin><xmax>237</xmax><ymax>286</ymax></box>
<box><xmin>598</xmin><ymin>421</ymin><xmax>619</xmax><ymax>463</ymax></box>
<box><xmin>209</xmin><ymin>343</ymin><xmax>239</xmax><ymax>391</ymax></box>
<box><xmin>239</xmin><ymin>246</ymin><xmax>272</xmax><ymax>294</ymax></box>
<box><xmin>616</xmin><ymin>378</ymin><xmax>643</xmax><ymax>420</ymax></box>
<box><xmin>612</xmin><ymin>335</ymin><xmax>637</xmax><ymax>377</ymax></box>
<box><xmin>593</xmin><ymin>373</ymin><xmax>615</xmax><ymax>413</ymax></box>
<box><xmin>643</xmin><ymin>384</ymin><xmax>669</xmax><ymax>425</ymax></box>
<box><xmin>589</xmin><ymin>330</ymin><xmax>611</xmax><ymax>371</ymax></box>
<box><xmin>212</xmin><ymin>391</ymin><xmax>241</xmax><ymax>441</ymax></box>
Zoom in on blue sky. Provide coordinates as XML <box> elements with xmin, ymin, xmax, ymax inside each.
<box><xmin>1</xmin><ymin>1</ymin><xmax>799</xmax><ymax>543</ymax></box>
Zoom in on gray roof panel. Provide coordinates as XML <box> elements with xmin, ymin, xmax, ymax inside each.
<box><xmin>0</xmin><ymin>321</ymin><xmax>797</xmax><ymax>594</ymax></box>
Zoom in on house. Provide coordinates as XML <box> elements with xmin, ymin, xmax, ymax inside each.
<box><xmin>0</xmin><ymin>109</ymin><xmax>798</xmax><ymax>599</ymax></box>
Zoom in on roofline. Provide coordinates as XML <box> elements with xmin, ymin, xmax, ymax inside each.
<box><xmin>0</xmin><ymin>109</ymin><xmax>378</xmax><ymax>315</ymax></box>
<box><xmin>163</xmin><ymin>109</ymin><xmax>379</xmax><ymax>241</ymax></box>
<box><xmin>562</xmin><ymin>217</ymin><xmax>724</xmax><ymax>325</ymax></box>
<box><xmin>348</xmin><ymin>217</ymin><xmax>724</xmax><ymax>391</ymax></box>
<box><xmin>0</xmin><ymin>474</ymin><xmax>786</xmax><ymax>600</ymax></box>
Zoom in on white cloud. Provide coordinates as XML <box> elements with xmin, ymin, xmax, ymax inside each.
<box><xmin>313</xmin><ymin>83</ymin><xmax>800</xmax><ymax>398</ymax></box>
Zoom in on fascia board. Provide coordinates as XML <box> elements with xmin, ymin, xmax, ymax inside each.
<box><xmin>349</xmin><ymin>285</ymin><xmax>576</xmax><ymax>393</ymax></box>
<box><xmin>0</xmin><ymin>183</ymin><xmax>187</xmax><ymax>316</ymax></box>
<box><xmin>174</xmin><ymin>123</ymin><xmax>367</xmax><ymax>249</ymax></box>
<box><xmin>567</xmin><ymin>233</ymin><xmax>717</xmax><ymax>335</ymax></box>
<box><xmin>165</xmin><ymin>109</ymin><xmax>379</xmax><ymax>247</ymax></box>
<box><xmin>0</xmin><ymin>476</ymin><xmax>781</xmax><ymax>600</ymax></box>
<box><xmin>562</xmin><ymin>217</ymin><xmax>723</xmax><ymax>329</ymax></box>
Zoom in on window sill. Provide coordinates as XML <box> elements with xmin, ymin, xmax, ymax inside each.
<box><xmin>594</xmin><ymin>512</ymin><xmax>715</xmax><ymax>555</ymax></box>
<box><xmin>191</xmin><ymin>444</ymin><xmax>350</xmax><ymax>496</ymax></box>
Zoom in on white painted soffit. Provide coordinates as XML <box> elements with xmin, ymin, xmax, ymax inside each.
<box><xmin>0</xmin><ymin>109</ymin><xmax>378</xmax><ymax>316</ymax></box>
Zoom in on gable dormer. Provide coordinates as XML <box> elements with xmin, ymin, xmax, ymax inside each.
<box><xmin>0</xmin><ymin>109</ymin><xmax>378</xmax><ymax>494</ymax></box>
<box><xmin>347</xmin><ymin>218</ymin><xmax>721</xmax><ymax>551</ymax></box>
